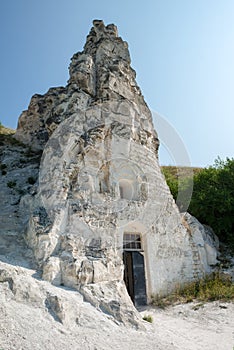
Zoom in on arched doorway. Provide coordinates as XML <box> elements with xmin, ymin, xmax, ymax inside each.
<box><xmin>123</xmin><ymin>233</ymin><xmax>147</xmax><ymax>306</ymax></box>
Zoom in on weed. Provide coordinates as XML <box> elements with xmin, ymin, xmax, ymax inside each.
<box><xmin>152</xmin><ymin>272</ymin><xmax>234</xmax><ymax>307</ymax></box>
<box><xmin>151</xmin><ymin>295</ymin><xmax>167</xmax><ymax>309</ymax></box>
<box><xmin>143</xmin><ymin>315</ymin><xmax>153</xmax><ymax>323</ymax></box>
<box><xmin>0</xmin><ymin>134</ymin><xmax>24</xmax><ymax>147</ymax></box>
<box><xmin>192</xmin><ymin>303</ymin><xmax>204</xmax><ymax>311</ymax></box>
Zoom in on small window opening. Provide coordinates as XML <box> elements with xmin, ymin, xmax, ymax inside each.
<box><xmin>123</xmin><ymin>233</ymin><xmax>142</xmax><ymax>251</ymax></box>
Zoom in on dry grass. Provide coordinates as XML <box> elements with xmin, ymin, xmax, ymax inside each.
<box><xmin>0</xmin><ymin>124</ymin><xmax>25</xmax><ymax>148</ymax></box>
<box><xmin>0</xmin><ymin>124</ymin><xmax>15</xmax><ymax>135</ymax></box>
<box><xmin>161</xmin><ymin>165</ymin><xmax>203</xmax><ymax>179</ymax></box>
<box><xmin>152</xmin><ymin>272</ymin><xmax>234</xmax><ymax>308</ymax></box>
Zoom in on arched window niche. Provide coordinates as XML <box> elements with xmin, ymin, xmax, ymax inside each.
<box><xmin>110</xmin><ymin>160</ymin><xmax>148</xmax><ymax>202</ymax></box>
<box><xmin>118</xmin><ymin>179</ymin><xmax>134</xmax><ymax>200</ymax></box>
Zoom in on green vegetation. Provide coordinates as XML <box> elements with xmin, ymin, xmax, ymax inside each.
<box><xmin>0</xmin><ymin>123</ymin><xmax>41</xmax><ymax>167</ymax></box>
<box><xmin>152</xmin><ymin>272</ymin><xmax>234</xmax><ymax>308</ymax></box>
<box><xmin>161</xmin><ymin>166</ymin><xmax>202</xmax><ymax>212</ymax></box>
<box><xmin>189</xmin><ymin>157</ymin><xmax>234</xmax><ymax>247</ymax></box>
<box><xmin>0</xmin><ymin>122</ymin><xmax>24</xmax><ymax>150</ymax></box>
<box><xmin>142</xmin><ymin>314</ymin><xmax>153</xmax><ymax>323</ymax></box>
<box><xmin>162</xmin><ymin>157</ymin><xmax>234</xmax><ymax>248</ymax></box>
<box><xmin>0</xmin><ymin>131</ymin><xmax>23</xmax><ymax>149</ymax></box>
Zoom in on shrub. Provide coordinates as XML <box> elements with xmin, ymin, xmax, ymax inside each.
<box><xmin>189</xmin><ymin>157</ymin><xmax>234</xmax><ymax>248</ymax></box>
<box><xmin>162</xmin><ymin>158</ymin><xmax>234</xmax><ymax>250</ymax></box>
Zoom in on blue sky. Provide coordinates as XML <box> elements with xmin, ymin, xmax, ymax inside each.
<box><xmin>0</xmin><ymin>0</ymin><xmax>234</xmax><ymax>167</ymax></box>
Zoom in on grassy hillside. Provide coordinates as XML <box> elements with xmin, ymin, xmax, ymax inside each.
<box><xmin>0</xmin><ymin>123</ymin><xmax>18</xmax><ymax>147</ymax></box>
<box><xmin>0</xmin><ymin>123</ymin><xmax>15</xmax><ymax>135</ymax></box>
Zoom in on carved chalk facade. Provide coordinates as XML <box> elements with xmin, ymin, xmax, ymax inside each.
<box><xmin>14</xmin><ymin>21</ymin><xmax>218</xmax><ymax>320</ymax></box>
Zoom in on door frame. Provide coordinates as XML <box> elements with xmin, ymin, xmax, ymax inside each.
<box><xmin>123</xmin><ymin>233</ymin><xmax>147</xmax><ymax>306</ymax></box>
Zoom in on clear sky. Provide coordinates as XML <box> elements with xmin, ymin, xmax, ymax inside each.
<box><xmin>0</xmin><ymin>0</ymin><xmax>234</xmax><ymax>167</ymax></box>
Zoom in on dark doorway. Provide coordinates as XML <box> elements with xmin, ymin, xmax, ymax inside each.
<box><xmin>123</xmin><ymin>250</ymin><xmax>147</xmax><ymax>306</ymax></box>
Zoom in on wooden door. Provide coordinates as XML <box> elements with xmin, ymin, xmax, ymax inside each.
<box><xmin>123</xmin><ymin>251</ymin><xmax>147</xmax><ymax>306</ymax></box>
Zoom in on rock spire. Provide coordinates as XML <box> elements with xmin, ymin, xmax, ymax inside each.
<box><xmin>9</xmin><ymin>21</ymin><xmax>218</xmax><ymax>326</ymax></box>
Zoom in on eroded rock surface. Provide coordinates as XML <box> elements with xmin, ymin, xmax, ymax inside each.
<box><xmin>1</xmin><ymin>20</ymin><xmax>220</xmax><ymax>326</ymax></box>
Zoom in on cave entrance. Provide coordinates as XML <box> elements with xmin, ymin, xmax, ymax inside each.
<box><xmin>123</xmin><ymin>233</ymin><xmax>147</xmax><ymax>306</ymax></box>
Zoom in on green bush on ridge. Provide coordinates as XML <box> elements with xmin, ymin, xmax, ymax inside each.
<box><xmin>162</xmin><ymin>157</ymin><xmax>234</xmax><ymax>249</ymax></box>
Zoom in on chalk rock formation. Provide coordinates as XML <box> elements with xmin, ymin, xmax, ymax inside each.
<box><xmin>11</xmin><ymin>20</ymin><xmax>218</xmax><ymax>323</ymax></box>
<box><xmin>182</xmin><ymin>213</ymin><xmax>219</xmax><ymax>269</ymax></box>
<box><xmin>182</xmin><ymin>213</ymin><xmax>219</xmax><ymax>266</ymax></box>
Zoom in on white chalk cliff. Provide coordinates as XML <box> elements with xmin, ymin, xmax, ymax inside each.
<box><xmin>2</xmin><ymin>20</ymin><xmax>219</xmax><ymax>325</ymax></box>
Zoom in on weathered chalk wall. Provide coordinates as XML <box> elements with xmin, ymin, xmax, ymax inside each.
<box><xmin>13</xmin><ymin>21</ymin><xmax>218</xmax><ymax>322</ymax></box>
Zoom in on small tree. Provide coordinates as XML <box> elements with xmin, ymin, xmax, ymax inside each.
<box><xmin>189</xmin><ymin>157</ymin><xmax>234</xmax><ymax>246</ymax></box>
<box><xmin>162</xmin><ymin>167</ymin><xmax>178</xmax><ymax>199</ymax></box>
<box><xmin>162</xmin><ymin>158</ymin><xmax>234</xmax><ymax>248</ymax></box>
